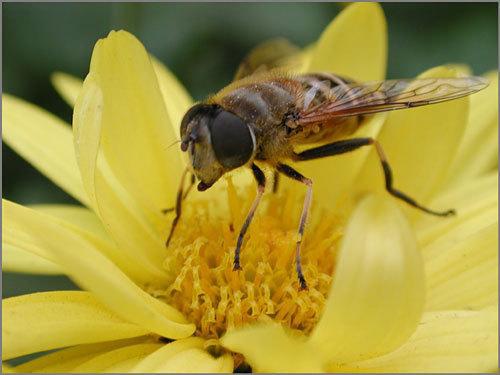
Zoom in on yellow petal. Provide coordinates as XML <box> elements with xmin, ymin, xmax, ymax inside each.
<box><xmin>2</xmin><ymin>244</ymin><xmax>62</xmax><ymax>275</ymax></box>
<box><xmin>442</xmin><ymin>64</ymin><xmax>472</xmax><ymax>76</ymax></box>
<box><xmin>3</xmin><ymin>200</ymin><xmax>163</xmax><ymax>285</ymax></box>
<box><xmin>52</xmin><ymin>55</ymin><xmax>193</xmax><ymax>139</ymax></box>
<box><xmin>31</xmin><ymin>204</ymin><xmax>109</xmax><ymax>241</ymax></box>
<box><xmin>417</xmin><ymin>174</ymin><xmax>498</xmax><ymax>311</ymax></box>
<box><xmin>307</xmin><ymin>2</ymin><xmax>387</xmax><ymax>81</ymax></box>
<box><xmin>354</xmin><ymin>66</ymin><xmax>470</xmax><ymax>220</ymax></box>
<box><xmin>447</xmin><ymin>71</ymin><xmax>498</xmax><ymax>185</ymax></box>
<box><xmin>51</xmin><ymin>72</ymin><xmax>82</xmax><ymax>107</ymax></box>
<box><xmin>221</xmin><ymin>323</ymin><xmax>322</xmax><ymax>373</ymax></box>
<box><xmin>3</xmin><ymin>200</ymin><xmax>195</xmax><ymax>339</ymax></box>
<box><xmin>132</xmin><ymin>337</ymin><xmax>205</xmax><ymax>372</ymax></box>
<box><xmin>424</xmin><ymin>222</ymin><xmax>497</xmax><ymax>311</ymax></box>
<box><xmin>152</xmin><ymin>348</ymin><xmax>233</xmax><ymax>373</ymax></box>
<box><xmin>73</xmin><ymin>73</ymin><xmax>171</xmax><ymax>281</ymax></box>
<box><xmin>2</xmin><ymin>94</ymin><xmax>89</xmax><ymax>206</ymax></box>
<box><xmin>72</xmin><ymin>74</ymin><xmax>102</xmax><ymax>210</ymax></box>
<box><xmin>309</xmin><ymin>194</ymin><xmax>425</xmax><ymax>363</ymax></box>
<box><xmin>73</xmin><ymin>342</ymin><xmax>163</xmax><ymax>372</ymax></box>
<box><xmin>416</xmin><ymin>172</ymin><xmax>497</xmax><ymax>244</ymax></box>
<box><xmin>80</xmin><ymin>30</ymin><xmax>183</xmax><ymax>231</ymax></box>
<box><xmin>31</xmin><ymin>203</ymin><xmax>162</xmax><ymax>283</ymax></box>
<box><xmin>3</xmin><ymin>200</ymin><xmax>70</xmax><ymax>270</ymax></box>
<box><xmin>2</xmin><ymin>364</ymin><xmax>14</xmax><ymax>373</ymax></box>
<box><xmin>14</xmin><ymin>337</ymin><xmax>147</xmax><ymax>373</ymax></box>
<box><xmin>341</xmin><ymin>307</ymin><xmax>498</xmax><ymax>373</ymax></box>
<box><xmin>2</xmin><ymin>291</ymin><xmax>148</xmax><ymax>360</ymax></box>
<box><xmin>151</xmin><ymin>56</ymin><xmax>193</xmax><ymax>141</ymax></box>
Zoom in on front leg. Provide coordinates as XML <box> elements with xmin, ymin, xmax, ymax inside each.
<box><xmin>165</xmin><ymin>168</ymin><xmax>195</xmax><ymax>247</ymax></box>
<box><xmin>161</xmin><ymin>173</ymin><xmax>195</xmax><ymax>214</ymax></box>
<box><xmin>276</xmin><ymin>163</ymin><xmax>312</xmax><ymax>290</ymax></box>
<box><xmin>233</xmin><ymin>163</ymin><xmax>266</xmax><ymax>270</ymax></box>
<box><xmin>272</xmin><ymin>170</ymin><xmax>280</xmax><ymax>193</ymax></box>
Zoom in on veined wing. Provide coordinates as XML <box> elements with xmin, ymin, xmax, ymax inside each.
<box><xmin>297</xmin><ymin>76</ymin><xmax>489</xmax><ymax>124</ymax></box>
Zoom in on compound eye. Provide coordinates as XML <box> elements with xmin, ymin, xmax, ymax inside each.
<box><xmin>210</xmin><ymin>111</ymin><xmax>255</xmax><ymax>169</ymax></box>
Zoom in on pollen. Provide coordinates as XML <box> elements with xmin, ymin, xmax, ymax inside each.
<box><xmin>152</xmin><ymin>176</ymin><xmax>343</xmax><ymax>343</ymax></box>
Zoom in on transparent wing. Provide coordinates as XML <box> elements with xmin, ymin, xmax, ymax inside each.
<box><xmin>297</xmin><ymin>76</ymin><xmax>489</xmax><ymax>124</ymax></box>
<box><xmin>234</xmin><ymin>38</ymin><xmax>301</xmax><ymax>81</ymax></box>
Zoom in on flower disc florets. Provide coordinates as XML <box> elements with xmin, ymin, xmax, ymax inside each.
<box><xmin>149</xmin><ymin>178</ymin><xmax>342</xmax><ymax>341</ymax></box>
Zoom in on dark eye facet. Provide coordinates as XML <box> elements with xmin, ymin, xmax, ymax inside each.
<box><xmin>210</xmin><ymin>110</ymin><xmax>255</xmax><ymax>169</ymax></box>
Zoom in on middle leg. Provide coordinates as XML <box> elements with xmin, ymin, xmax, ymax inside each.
<box><xmin>276</xmin><ymin>163</ymin><xmax>313</xmax><ymax>290</ymax></box>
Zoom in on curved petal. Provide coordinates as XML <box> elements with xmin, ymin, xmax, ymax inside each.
<box><xmin>30</xmin><ymin>203</ymin><xmax>163</xmax><ymax>283</ymax></box>
<box><xmin>13</xmin><ymin>337</ymin><xmax>147</xmax><ymax>373</ymax></box>
<box><xmin>132</xmin><ymin>337</ymin><xmax>205</xmax><ymax>372</ymax></box>
<box><xmin>152</xmin><ymin>348</ymin><xmax>233</xmax><ymax>373</ymax></box>
<box><xmin>424</xmin><ymin>222</ymin><xmax>497</xmax><ymax>311</ymax></box>
<box><xmin>417</xmin><ymin>173</ymin><xmax>498</xmax><ymax>311</ymax></box>
<box><xmin>81</xmin><ymin>30</ymin><xmax>183</xmax><ymax>233</ymax></box>
<box><xmin>221</xmin><ymin>323</ymin><xmax>322</xmax><ymax>373</ymax></box>
<box><xmin>3</xmin><ymin>200</ymin><xmax>195</xmax><ymax>340</ymax></box>
<box><xmin>447</xmin><ymin>71</ymin><xmax>498</xmax><ymax>185</ymax></box>
<box><xmin>51</xmin><ymin>54</ymin><xmax>194</xmax><ymax>134</ymax></box>
<box><xmin>2</xmin><ymin>94</ymin><xmax>89</xmax><ymax>206</ymax></box>
<box><xmin>417</xmin><ymin>173</ymin><xmax>497</xmax><ymax>312</ymax></box>
<box><xmin>72</xmin><ymin>75</ymin><xmax>102</xmax><ymax>210</ymax></box>
<box><xmin>306</xmin><ymin>2</ymin><xmax>387</xmax><ymax>81</ymax></box>
<box><xmin>73</xmin><ymin>342</ymin><xmax>163</xmax><ymax>372</ymax></box>
<box><xmin>339</xmin><ymin>307</ymin><xmax>498</xmax><ymax>373</ymax></box>
<box><xmin>309</xmin><ymin>194</ymin><xmax>425</xmax><ymax>363</ymax></box>
<box><xmin>51</xmin><ymin>72</ymin><xmax>83</xmax><ymax>107</ymax></box>
<box><xmin>2</xmin><ymin>291</ymin><xmax>148</xmax><ymax>360</ymax></box>
<box><xmin>2</xmin><ymin>244</ymin><xmax>62</xmax><ymax>275</ymax></box>
<box><xmin>73</xmin><ymin>71</ymin><xmax>171</xmax><ymax>280</ymax></box>
<box><xmin>3</xmin><ymin>200</ymin><xmax>77</xmax><ymax>270</ymax></box>
<box><xmin>416</xmin><ymin>172</ymin><xmax>497</xmax><ymax>244</ymax></box>
<box><xmin>354</xmin><ymin>66</ymin><xmax>470</xmax><ymax>220</ymax></box>
<box><xmin>151</xmin><ymin>56</ymin><xmax>193</xmax><ymax>141</ymax></box>
<box><xmin>31</xmin><ymin>204</ymin><xmax>109</xmax><ymax>241</ymax></box>
<box><xmin>3</xmin><ymin>200</ymin><xmax>163</xmax><ymax>284</ymax></box>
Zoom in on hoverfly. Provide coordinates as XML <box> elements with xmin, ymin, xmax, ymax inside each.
<box><xmin>166</xmin><ymin>39</ymin><xmax>488</xmax><ymax>290</ymax></box>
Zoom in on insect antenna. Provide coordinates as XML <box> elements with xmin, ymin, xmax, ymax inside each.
<box><xmin>166</xmin><ymin>139</ymin><xmax>182</xmax><ymax>150</ymax></box>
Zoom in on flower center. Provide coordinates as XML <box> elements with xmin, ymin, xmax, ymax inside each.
<box><xmin>152</xmin><ymin>177</ymin><xmax>343</xmax><ymax>342</ymax></box>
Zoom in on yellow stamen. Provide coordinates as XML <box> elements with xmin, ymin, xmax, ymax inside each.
<box><xmin>151</xmin><ymin>177</ymin><xmax>343</xmax><ymax>342</ymax></box>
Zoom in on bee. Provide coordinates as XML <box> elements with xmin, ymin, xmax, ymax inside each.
<box><xmin>166</xmin><ymin>39</ymin><xmax>488</xmax><ymax>290</ymax></box>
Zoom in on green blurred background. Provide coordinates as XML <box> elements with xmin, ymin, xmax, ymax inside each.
<box><xmin>2</xmin><ymin>3</ymin><xmax>497</xmax><ymax>299</ymax></box>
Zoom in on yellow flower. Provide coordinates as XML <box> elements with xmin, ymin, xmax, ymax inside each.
<box><xmin>2</xmin><ymin>3</ymin><xmax>497</xmax><ymax>372</ymax></box>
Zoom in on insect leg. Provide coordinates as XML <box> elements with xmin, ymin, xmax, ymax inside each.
<box><xmin>233</xmin><ymin>163</ymin><xmax>266</xmax><ymax>270</ymax></box>
<box><xmin>165</xmin><ymin>169</ymin><xmax>195</xmax><ymax>247</ymax></box>
<box><xmin>272</xmin><ymin>170</ymin><xmax>280</xmax><ymax>193</ymax></box>
<box><xmin>276</xmin><ymin>163</ymin><xmax>312</xmax><ymax>290</ymax></box>
<box><xmin>161</xmin><ymin>173</ymin><xmax>196</xmax><ymax>214</ymax></box>
<box><xmin>295</xmin><ymin>138</ymin><xmax>455</xmax><ymax>217</ymax></box>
